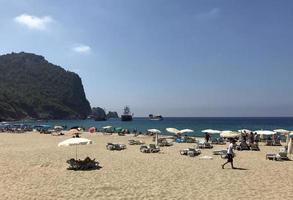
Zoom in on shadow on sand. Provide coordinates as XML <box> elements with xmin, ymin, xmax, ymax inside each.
<box><xmin>232</xmin><ymin>167</ymin><xmax>248</xmax><ymax>170</ymax></box>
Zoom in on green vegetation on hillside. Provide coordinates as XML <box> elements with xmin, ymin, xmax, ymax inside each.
<box><xmin>0</xmin><ymin>52</ymin><xmax>91</xmax><ymax>120</ymax></box>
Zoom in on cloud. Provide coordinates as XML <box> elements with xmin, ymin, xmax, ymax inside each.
<box><xmin>72</xmin><ymin>45</ymin><xmax>91</xmax><ymax>53</ymax></box>
<box><xmin>14</xmin><ymin>14</ymin><xmax>53</xmax><ymax>30</ymax></box>
<box><xmin>195</xmin><ymin>8</ymin><xmax>220</xmax><ymax>20</ymax></box>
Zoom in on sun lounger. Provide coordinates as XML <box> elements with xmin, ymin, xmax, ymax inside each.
<box><xmin>106</xmin><ymin>143</ymin><xmax>126</xmax><ymax>151</ymax></box>
<box><xmin>158</xmin><ymin>138</ymin><xmax>173</xmax><ymax>147</ymax></box>
<box><xmin>266</xmin><ymin>140</ymin><xmax>273</xmax><ymax>146</ymax></box>
<box><xmin>181</xmin><ymin>136</ymin><xmax>197</xmax><ymax>143</ymax></box>
<box><xmin>140</xmin><ymin>144</ymin><xmax>160</xmax><ymax>153</ymax></box>
<box><xmin>250</xmin><ymin>143</ymin><xmax>260</xmax><ymax>151</ymax></box>
<box><xmin>198</xmin><ymin>141</ymin><xmax>213</xmax><ymax>149</ymax></box>
<box><xmin>266</xmin><ymin>153</ymin><xmax>277</xmax><ymax>160</ymax></box>
<box><xmin>273</xmin><ymin>140</ymin><xmax>282</xmax><ymax>146</ymax></box>
<box><xmin>128</xmin><ymin>139</ymin><xmax>144</xmax><ymax>145</ymax></box>
<box><xmin>211</xmin><ymin>138</ymin><xmax>226</xmax><ymax>145</ymax></box>
<box><xmin>266</xmin><ymin>148</ymin><xmax>290</xmax><ymax>161</ymax></box>
<box><xmin>236</xmin><ymin>141</ymin><xmax>250</xmax><ymax>151</ymax></box>
<box><xmin>180</xmin><ymin>148</ymin><xmax>201</xmax><ymax>157</ymax></box>
<box><xmin>213</xmin><ymin>149</ymin><xmax>227</xmax><ymax>155</ymax></box>
<box><xmin>66</xmin><ymin>157</ymin><xmax>100</xmax><ymax>170</ymax></box>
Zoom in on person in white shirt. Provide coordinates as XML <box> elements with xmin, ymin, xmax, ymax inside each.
<box><xmin>222</xmin><ymin>139</ymin><xmax>236</xmax><ymax>169</ymax></box>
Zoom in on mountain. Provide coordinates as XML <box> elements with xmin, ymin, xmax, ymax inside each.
<box><xmin>0</xmin><ymin>52</ymin><xmax>91</xmax><ymax>121</ymax></box>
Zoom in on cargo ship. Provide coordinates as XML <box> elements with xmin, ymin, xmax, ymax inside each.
<box><xmin>121</xmin><ymin>106</ymin><xmax>133</xmax><ymax>121</ymax></box>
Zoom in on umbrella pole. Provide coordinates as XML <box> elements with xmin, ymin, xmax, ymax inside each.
<box><xmin>75</xmin><ymin>145</ymin><xmax>77</xmax><ymax>160</ymax></box>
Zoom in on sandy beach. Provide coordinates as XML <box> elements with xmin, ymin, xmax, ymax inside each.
<box><xmin>0</xmin><ymin>132</ymin><xmax>292</xmax><ymax>200</ymax></box>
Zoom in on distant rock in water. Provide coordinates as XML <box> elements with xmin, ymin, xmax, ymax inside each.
<box><xmin>0</xmin><ymin>52</ymin><xmax>91</xmax><ymax>120</ymax></box>
<box><xmin>107</xmin><ymin>111</ymin><xmax>119</xmax><ymax>119</ymax></box>
<box><xmin>91</xmin><ymin>107</ymin><xmax>107</xmax><ymax>121</ymax></box>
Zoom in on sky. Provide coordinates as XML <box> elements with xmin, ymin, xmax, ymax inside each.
<box><xmin>0</xmin><ymin>0</ymin><xmax>293</xmax><ymax>117</ymax></box>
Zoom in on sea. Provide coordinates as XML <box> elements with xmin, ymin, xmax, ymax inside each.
<box><xmin>6</xmin><ymin>117</ymin><xmax>293</xmax><ymax>137</ymax></box>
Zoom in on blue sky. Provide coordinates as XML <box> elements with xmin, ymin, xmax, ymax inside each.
<box><xmin>0</xmin><ymin>0</ymin><xmax>293</xmax><ymax>117</ymax></box>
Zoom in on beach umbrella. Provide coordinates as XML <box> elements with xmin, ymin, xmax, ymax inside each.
<box><xmin>68</xmin><ymin>128</ymin><xmax>83</xmax><ymax>136</ymax></box>
<box><xmin>166</xmin><ymin>128</ymin><xmax>180</xmax><ymax>134</ymax></box>
<box><xmin>220</xmin><ymin>131</ymin><xmax>240</xmax><ymax>138</ymax></box>
<box><xmin>103</xmin><ymin>126</ymin><xmax>112</xmax><ymax>129</ymax></box>
<box><xmin>147</xmin><ymin>129</ymin><xmax>161</xmax><ymax>134</ymax></box>
<box><xmin>54</xmin><ymin>125</ymin><xmax>63</xmax><ymax>130</ymax></box>
<box><xmin>58</xmin><ymin>138</ymin><xmax>93</xmax><ymax>159</ymax></box>
<box><xmin>273</xmin><ymin>129</ymin><xmax>290</xmax><ymax>134</ymax></box>
<box><xmin>202</xmin><ymin>129</ymin><xmax>221</xmax><ymax>134</ymax></box>
<box><xmin>255</xmin><ymin>130</ymin><xmax>276</xmax><ymax>135</ymax></box>
<box><xmin>179</xmin><ymin>129</ymin><xmax>194</xmax><ymax>134</ymax></box>
<box><xmin>148</xmin><ymin>129</ymin><xmax>161</xmax><ymax>145</ymax></box>
<box><xmin>238</xmin><ymin>129</ymin><xmax>251</xmax><ymax>133</ymax></box>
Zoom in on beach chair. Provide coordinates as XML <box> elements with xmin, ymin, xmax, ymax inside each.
<box><xmin>266</xmin><ymin>153</ymin><xmax>277</xmax><ymax>160</ymax></box>
<box><xmin>198</xmin><ymin>141</ymin><xmax>213</xmax><ymax>149</ymax></box>
<box><xmin>250</xmin><ymin>143</ymin><xmax>260</xmax><ymax>151</ymax></box>
<box><xmin>158</xmin><ymin>138</ymin><xmax>173</xmax><ymax>147</ymax></box>
<box><xmin>278</xmin><ymin>148</ymin><xmax>290</xmax><ymax>160</ymax></box>
<box><xmin>273</xmin><ymin>140</ymin><xmax>282</xmax><ymax>146</ymax></box>
<box><xmin>128</xmin><ymin>139</ymin><xmax>144</xmax><ymax>145</ymax></box>
<box><xmin>236</xmin><ymin>141</ymin><xmax>250</xmax><ymax>151</ymax></box>
<box><xmin>211</xmin><ymin>138</ymin><xmax>218</xmax><ymax>144</ymax></box>
<box><xmin>213</xmin><ymin>149</ymin><xmax>227</xmax><ymax>155</ymax></box>
<box><xmin>106</xmin><ymin>143</ymin><xmax>126</xmax><ymax>151</ymax></box>
<box><xmin>180</xmin><ymin>148</ymin><xmax>201</xmax><ymax>157</ymax></box>
<box><xmin>266</xmin><ymin>140</ymin><xmax>273</xmax><ymax>146</ymax></box>
<box><xmin>140</xmin><ymin>144</ymin><xmax>160</xmax><ymax>153</ymax></box>
<box><xmin>266</xmin><ymin>148</ymin><xmax>290</xmax><ymax>161</ymax></box>
<box><xmin>211</xmin><ymin>138</ymin><xmax>226</xmax><ymax>145</ymax></box>
<box><xmin>181</xmin><ymin>136</ymin><xmax>197</xmax><ymax>143</ymax></box>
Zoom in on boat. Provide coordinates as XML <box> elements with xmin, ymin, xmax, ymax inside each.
<box><xmin>121</xmin><ymin>106</ymin><xmax>133</xmax><ymax>121</ymax></box>
<box><xmin>149</xmin><ymin>114</ymin><xmax>163</xmax><ymax>121</ymax></box>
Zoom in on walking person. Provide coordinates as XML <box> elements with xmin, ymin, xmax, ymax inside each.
<box><xmin>222</xmin><ymin>139</ymin><xmax>236</xmax><ymax>169</ymax></box>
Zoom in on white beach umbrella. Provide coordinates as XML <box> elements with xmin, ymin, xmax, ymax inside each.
<box><xmin>54</xmin><ymin>125</ymin><xmax>63</xmax><ymax>130</ymax></box>
<box><xmin>255</xmin><ymin>130</ymin><xmax>276</xmax><ymax>135</ymax></box>
<box><xmin>238</xmin><ymin>129</ymin><xmax>251</xmax><ymax>133</ymax></box>
<box><xmin>148</xmin><ymin>129</ymin><xmax>161</xmax><ymax>145</ymax></box>
<box><xmin>166</xmin><ymin>128</ymin><xmax>180</xmax><ymax>134</ymax></box>
<box><xmin>179</xmin><ymin>129</ymin><xmax>194</xmax><ymax>134</ymax></box>
<box><xmin>58</xmin><ymin>138</ymin><xmax>93</xmax><ymax>159</ymax></box>
<box><xmin>273</xmin><ymin>129</ymin><xmax>290</xmax><ymax>134</ymax></box>
<box><xmin>103</xmin><ymin>126</ymin><xmax>112</xmax><ymax>129</ymax></box>
<box><xmin>220</xmin><ymin>131</ymin><xmax>240</xmax><ymax>138</ymax></box>
<box><xmin>147</xmin><ymin>129</ymin><xmax>161</xmax><ymax>134</ymax></box>
<box><xmin>202</xmin><ymin>129</ymin><xmax>221</xmax><ymax>134</ymax></box>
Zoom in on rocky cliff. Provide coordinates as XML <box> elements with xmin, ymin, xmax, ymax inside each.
<box><xmin>0</xmin><ymin>52</ymin><xmax>91</xmax><ymax>120</ymax></box>
<box><xmin>107</xmin><ymin>111</ymin><xmax>119</xmax><ymax>119</ymax></box>
<box><xmin>91</xmin><ymin>107</ymin><xmax>107</xmax><ymax>121</ymax></box>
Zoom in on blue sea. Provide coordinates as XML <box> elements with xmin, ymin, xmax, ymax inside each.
<box><xmin>9</xmin><ymin>117</ymin><xmax>293</xmax><ymax>137</ymax></box>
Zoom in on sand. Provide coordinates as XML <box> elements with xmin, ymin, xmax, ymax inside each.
<box><xmin>0</xmin><ymin>132</ymin><xmax>292</xmax><ymax>200</ymax></box>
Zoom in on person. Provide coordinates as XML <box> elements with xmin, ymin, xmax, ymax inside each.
<box><xmin>254</xmin><ymin>133</ymin><xmax>260</xmax><ymax>145</ymax></box>
<box><xmin>248</xmin><ymin>132</ymin><xmax>254</xmax><ymax>146</ymax></box>
<box><xmin>222</xmin><ymin>139</ymin><xmax>236</xmax><ymax>169</ymax></box>
<box><xmin>205</xmin><ymin>133</ymin><xmax>211</xmax><ymax>143</ymax></box>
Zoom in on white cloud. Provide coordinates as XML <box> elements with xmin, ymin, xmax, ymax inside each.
<box><xmin>72</xmin><ymin>45</ymin><xmax>91</xmax><ymax>53</ymax></box>
<box><xmin>196</xmin><ymin>8</ymin><xmax>220</xmax><ymax>20</ymax></box>
<box><xmin>14</xmin><ymin>13</ymin><xmax>53</xmax><ymax>30</ymax></box>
